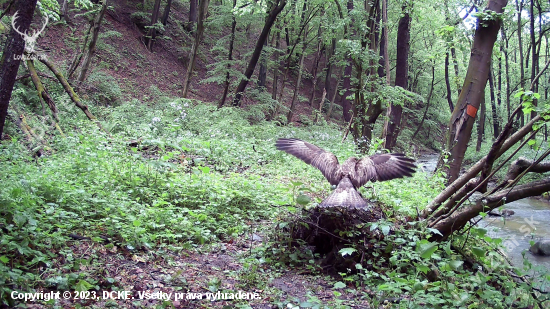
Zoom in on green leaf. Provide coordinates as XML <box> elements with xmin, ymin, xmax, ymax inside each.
<box><xmin>133</xmin><ymin>220</ymin><xmax>141</xmax><ymax>227</ymax></box>
<box><xmin>426</xmin><ymin>228</ymin><xmax>443</xmax><ymax>236</ymax></box>
<box><xmin>74</xmin><ymin>279</ymin><xmax>93</xmax><ymax>292</ymax></box>
<box><xmin>418</xmin><ymin>241</ymin><xmax>438</xmax><ymax>259</ymax></box>
<box><xmin>296</xmin><ymin>194</ymin><xmax>311</xmax><ymax>205</ymax></box>
<box><xmin>416</xmin><ymin>264</ymin><xmax>430</xmax><ymax>274</ymax></box>
<box><xmin>380</xmin><ymin>225</ymin><xmax>391</xmax><ymax>235</ymax></box>
<box><xmin>333</xmin><ymin>281</ymin><xmax>346</xmax><ymax>289</ymax></box>
<box><xmin>472</xmin><ymin>247</ymin><xmax>486</xmax><ymax>258</ymax></box>
<box><xmin>0</xmin><ymin>256</ymin><xmax>9</xmax><ymax>264</ymax></box>
<box><xmin>339</xmin><ymin>247</ymin><xmax>357</xmax><ymax>257</ymax></box>
<box><xmin>450</xmin><ymin>260</ymin><xmax>464</xmax><ymax>270</ymax></box>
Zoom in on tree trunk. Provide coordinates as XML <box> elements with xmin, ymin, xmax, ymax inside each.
<box><xmin>308</xmin><ymin>26</ymin><xmax>323</xmax><ymax>108</ymax></box>
<box><xmin>489</xmin><ymin>67</ymin><xmax>500</xmax><ymax>138</ymax></box>
<box><xmin>411</xmin><ymin>65</ymin><xmax>435</xmax><ymax>142</ymax></box>
<box><xmin>445</xmin><ymin>0</ymin><xmax>507</xmax><ymax>183</ymax></box>
<box><xmin>182</xmin><ymin>0</ymin><xmax>210</xmax><ymax>98</ymax></box>
<box><xmin>287</xmin><ymin>46</ymin><xmax>306</xmax><ymax>123</ymax></box>
<box><xmin>503</xmin><ymin>28</ymin><xmax>511</xmax><ymax>119</ymax></box>
<box><xmin>529</xmin><ymin>0</ymin><xmax>538</xmax><ymax>119</ymax></box>
<box><xmin>476</xmin><ymin>93</ymin><xmax>486</xmax><ymax>152</ymax></box>
<box><xmin>339</xmin><ymin>0</ymin><xmax>355</xmax><ymax>123</ymax></box>
<box><xmin>189</xmin><ymin>0</ymin><xmax>198</xmax><ymax>32</ymax></box>
<box><xmin>0</xmin><ymin>0</ymin><xmax>38</xmax><ymax>138</ymax></box>
<box><xmin>145</xmin><ymin>0</ymin><xmax>162</xmax><ymax>51</ymax></box>
<box><xmin>257</xmin><ymin>36</ymin><xmax>269</xmax><ymax>89</ymax></box>
<box><xmin>161</xmin><ymin>0</ymin><xmax>173</xmax><ymax>26</ymax></box>
<box><xmin>383</xmin><ymin>5</ymin><xmax>411</xmax><ymax>151</ymax></box>
<box><xmin>232</xmin><ymin>0</ymin><xmax>286</xmax><ymax>107</ymax></box>
<box><xmin>444</xmin><ymin>51</ymin><xmax>454</xmax><ymax>112</ymax></box>
<box><xmin>272</xmin><ymin>31</ymin><xmax>281</xmax><ymax>101</ymax></box>
<box><xmin>218</xmin><ymin>0</ymin><xmax>237</xmax><ymax>108</ymax></box>
<box><xmin>516</xmin><ymin>0</ymin><xmax>525</xmax><ymax>126</ymax></box>
<box><xmin>77</xmin><ymin>0</ymin><xmax>107</xmax><ymax>83</ymax></box>
<box><xmin>324</xmin><ymin>38</ymin><xmax>336</xmax><ymax>104</ymax></box>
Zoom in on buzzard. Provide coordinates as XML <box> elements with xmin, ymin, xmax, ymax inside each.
<box><xmin>276</xmin><ymin>138</ymin><xmax>416</xmax><ymax>209</ymax></box>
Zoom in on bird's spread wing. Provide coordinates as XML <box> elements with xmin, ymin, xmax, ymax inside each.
<box><xmin>276</xmin><ymin>138</ymin><xmax>340</xmax><ymax>185</ymax></box>
<box><xmin>352</xmin><ymin>153</ymin><xmax>416</xmax><ymax>187</ymax></box>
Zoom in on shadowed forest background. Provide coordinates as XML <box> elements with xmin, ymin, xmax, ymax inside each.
<box><xmin>0</xmin><ymin>0</ymin><xmax>550</xmax><ymax>307</ymax></box>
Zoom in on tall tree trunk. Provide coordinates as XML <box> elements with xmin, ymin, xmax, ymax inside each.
<box><xmin>308</xmin><ymin>26</ymin><xmax>323</xmax><ymax>107</ymax></box>
<box><xmin>287</xmin><ymin>44</ymin><xmax>306</xmax><ymax>123</ymax></box>
<box><xmin>503</xmin><ymin>28</ymin><xmax>511</xmax><ymax>119</ymax></box>
<box><xmin>383</xmin><ymin>4</ymin><xmax>411</xmax><ymax>151</ymax></box>
<box><xmin>476</xmin><ymin>94</ymin><xmax>486</xmax><ymax>152</ymax></box>
<box><xmin>489</xmin><ymin>67</ymin><xmax>500</xmax><ymax>138</ymax></box>
<box><xmin>77</xmin><ymin>0</ymin><xmax>107</xmax><ymax>83</ymax></box>
<box><xmin>161</xmin><ymin>0</ymin><xmax>173</xmax><ymax>26</ymax></box>
<box><xmin>0</xmin><ymin>0</ymin><xmax>38</xmax><ymax>138</ymax></box>
<box><xmin>324</xmin><ymin>38</ymin><xmax>336</xmax><ymax>104</ymax></box>
<box><xmin>257</xmin><ymin>36</ymin><xmax>269</xmax><ymax>89</ymax></box>
<box><xmin>529</xmin><ymin>0</ymin><xmax>538</xmax><ymax>119</ymax></box>
<box><xmin>446</xmin><ymin>0</ymin><xmax>508</xmax><ymax>183</ymax></box>
<box><xmin>232</xmin><ymin>0</ymin><xmax>287</xmax><ymax>107</ymax></box>
<box><xmin>182</xmin><ymin>0</ymin><xmax>210</xmax><ymax>98</ymax></box>
<box><xmin>340</xmin><ymin>0</ymin><xmax>354</xmax><ymax>123</ymax></box>
<box><xmin>272</xmin><ymin>30</ymin><xmax>281</xmax><ymax>100</ymax></box>
<box><xmin>445</xmin><ymin>51</ymin><xmax>454</xmax><ymax>112</ymax></box>
<box><xmin>516</xmin><ymin>0</ymin><xmax>525</xmax><ymax>126</ymax></box>
<box><xmin>146</xmin><ymin>0</ymin><xmax>162</xmax><ymax>51</ymax></box>
<box><xmin>411</xmin><ymin>65</ymin><xmax>435</xmax><ymax>142</ymax></box>
<box><xmin>189</xmin><ymin>0</ymin><xmax>198</xmax><ymax>32</ymax></box>
<box><xmin>218</xmin><ymin>0</ymin><xmax>237</xmax><ymax>108</ymax></box>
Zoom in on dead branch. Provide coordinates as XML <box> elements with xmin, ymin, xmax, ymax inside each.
<box><xmin>36</xmin><ymin>55</ymin><xmax>108</xmax><ymax>133</ymax></box>
<box><xmin>505</xmin><ymin>157</ymin><xmax>550</xmax><ymax>181</ymax></box>
<box><xmin>432</xmin><ymin>178</ymin><xmax>550</xmax><ymax>239</ymax></box>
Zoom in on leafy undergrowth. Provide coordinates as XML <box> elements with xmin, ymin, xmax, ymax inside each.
<box><xmin>1</xmin><ymin>99</ymin><xmax>548</xmax><ymax>308</ymax></box>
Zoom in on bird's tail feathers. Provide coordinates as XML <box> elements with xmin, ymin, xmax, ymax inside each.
<box><xmin>319</xmin><ymin>178</ymin><xmax>368</xmax><ymax>209</ymax></box>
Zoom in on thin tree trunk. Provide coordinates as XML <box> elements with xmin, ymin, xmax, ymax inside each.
<box><xmin>489</xmin><ymin>67</ymin><xmax>500</xmax><ymax>138</ymax></box>
<box><xmin>516</xmin><ymin>0</ymin><xmax>525</xmax><ymax>126</ymax></box>
<box><xmin>218</xmin><ymin>0</ymin><xmax>237</xmax><ymax>108</ymax></box>
<box><xmin>529</xmin><ymin>0</ymin><xmax>538</xmax><ymax>119</ymax></box>
<box><xmin>161</xmin><ymin>0</ymin><xmax>173</xmax><ymax>26</ymax></box>
<box><xmin>272</xmin><ymin>30</ymin><xmax>281</xmax><ymax>101</ymax></box>
<box><xmin>411</xmin><ymin>65</ymin><xmax>435</xmax><ymax>141</ymax></box>
<box><xmin>67</xmin><ymin>24</ymin><xmax>93</xmax><ymax>80</ymax></box>
<box><xmin>308</xmin><ymin>26</ymin><xmax>323</xmax><ymax>107</ymax></box>
<box><xmin>257</xmin><ymin>36</ymin><xmax>269</xmax><ymax>89</ymax></box>
<box><xmin>287</xmin><ymin>39</ymin><xmax>307</xmax><ymax>123</ymax></box>
<box><xmin>476</xmin><ymin>94</ymin><xmax>486</xmax><ymax>152</ymax></box>
<box><xmin>383</xmin><ymin>4</ymin><xmax>411</xmax><ymax>151</ymax></box>
<box><xmin>444</xmin><ymin>51</ymin><xmax>454</xmax><ymax>112</ymax></box>
<box><xmin>233</xmin><ymin>0</ymin><xmax>287</xmax><ymax>107</ymax></box>
<box><xmin>445</xmin><ymin>0</ymin><xmax>507</xmax><ymax>183</ymax></box>
<box><xmin>0</xmin><ymin>0</ymin><xmax>38</xmax><ymax>138</ymax></box>
<box><xmin>324</xmin><ymin>38</ymin><xmax>336</xmax><ymax>103</ymax></box>
<box><xmin>340</xmin><ymin>0</ymin><xmax>354</xmax><ymax>123</ymax></box>
<box><xmin>77</xmin><ymin>0</ymin><xmax>107</xmax><ymax>83</ymax></box>
<box><xmin>327</xmin><ymin>69</ymin><xmax>342</xmax><ymax>118</ymax></box>
<box><xmin>503</xmin><ymin>28</ymin><xmax>511</xmax><ymax>119</ymax></box>
<box><xmin>146</xmin><ymin>0</ymin><xmax>162</xmax><ymax>51</ymax></box>
<box><xmin>189</xmin><ymin>0</ymin><xmax>198</xmax><ymax>32</ymax></box>
<box><xmin>182</xmin><ymin>0</ymin><xmax>210</xmax><ymax>98</ymax></box>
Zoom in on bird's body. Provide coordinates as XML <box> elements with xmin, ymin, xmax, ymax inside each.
<box><xmin>276</xmin><ymin>138</ymin><xmax>416</xmax><ymax>209</ymax></box>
